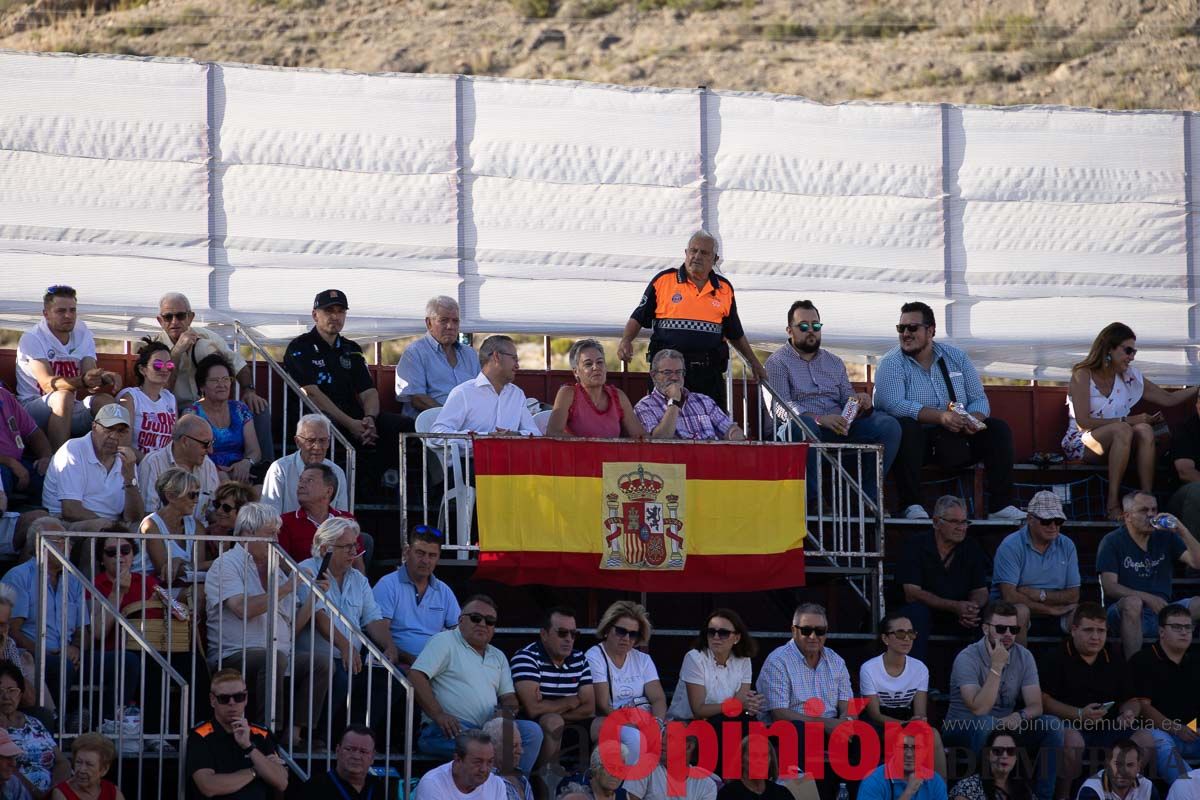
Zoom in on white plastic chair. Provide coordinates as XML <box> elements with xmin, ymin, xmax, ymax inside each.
<box><xmin>413</xmin><ymin>406</ymin><xmax>475</xmax><ymax>553</ymax></box>
<box><xmin>533</xmin><ymin>409</ymin><xmax>553</xmax><ymax>435</ymax></box>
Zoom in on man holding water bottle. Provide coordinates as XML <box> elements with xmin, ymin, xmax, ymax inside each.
<box><xmin>1096</xmin><ymin>491</ymin><xmax>1200</xmax><ymax>659</ymax></box>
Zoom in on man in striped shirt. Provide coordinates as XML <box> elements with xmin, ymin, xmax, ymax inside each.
<box><xmin>510</xmin><ymin>607</ymin><xmax>595</xmax><ymax>772</ymax></box>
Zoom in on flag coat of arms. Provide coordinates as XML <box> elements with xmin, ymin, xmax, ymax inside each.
<box><xmin>474</xmin><ymin>438</ymin><xmax>807</xmax><ymax>592</ymax></box>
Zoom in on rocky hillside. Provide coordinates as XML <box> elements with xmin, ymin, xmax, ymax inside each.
<box><xmin>1</xmin><ymin>0</ymin><xmax>1197</xmax><ymax>110</ymax></box>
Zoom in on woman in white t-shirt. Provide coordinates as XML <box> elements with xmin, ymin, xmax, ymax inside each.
<box><xmin>585</xmin><ymin>601</ymin><xmax>666</xmax><ymax>765</ymax></box>
<box><xmin>117</xmin><ymin>338</ymin><xmax>177</xmax><ymax>460</ymax></box>
<box><xmin>859</xmin><ymin>611</ymin><xmax>945</xmax><ymax>778</ymax></box>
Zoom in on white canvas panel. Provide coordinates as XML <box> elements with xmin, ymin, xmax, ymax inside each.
<box><xmin>965</xmin><ymin>297</ymin><xmax>1191</xmax><ymax>342</ymax></box>
<box><xmin>466</xmin><ymin>79</ymin><xmax>700</xmax><ymax>187</ymax></box>
<box><xmin>465</xmin><ymin>275</ymin><xmax>640</xmax><ymax>333</ymax></box>
<box><xmin>226</xmin><ymin>267</ymin><xmax>456</xmax><ymax>323</ymax></box>
<box><xmin>0</xmin><ymin>252</ymin><xmax>210</xmax><ymax>313</ymax></box>
<box><xmin>710</xmin><ymin>94</ymin><xmax>943</xmax><ymax>198</ymax></box>
<box><xmin>216</xmin><ymin>66</ymin><xmax>457</xmax><ymax>175</ymax></box>
<box><xmin>0</xmin><ymin>52</ymin><xmax>207</xmax><ymax>163</ymax></box>
<box><xmin>734</xmin><ymin>290</ymin><xmax>946</xmax><ymax>344</ymax></box>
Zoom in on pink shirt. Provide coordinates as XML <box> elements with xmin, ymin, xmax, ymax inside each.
<box><xmin>0</xmin><ymin>386</ymin><xmax>38</xmax><ymax>460</ymax></box>
<box><xmin>566</xmin><ymin>384</ymin><xmax>623</xmax><ymax>438</ymax></box>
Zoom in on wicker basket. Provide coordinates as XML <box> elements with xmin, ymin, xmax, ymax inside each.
<box><xmin>122</xmin><ymin>598</ymin><xmax>192</xmax><ymax>653</ymax></box>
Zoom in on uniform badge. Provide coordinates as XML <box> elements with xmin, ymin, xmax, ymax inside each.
<box><xmin>339</xmin><ymin>355</ymin><xmax>353</xmax><ymax>370</ymax></box>
<box><xmin>670</xmin><ymin>293</ymin><xmax>683</xmax><ymax>304</ymax></box>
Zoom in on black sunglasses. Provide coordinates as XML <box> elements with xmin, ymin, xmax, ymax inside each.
<box><xmin>886</xmin><ymin>629</ymin><xmax>917</xmax><ymax>640</ymax></box>
<box><xmin>793</xmin><ymin>625</ymin><xmax>828</xmax><ymax>638</ymax></box>
<box><xmin>990</xmin><ymin>746</ymin><xmax>1017</xmax><ymax>757</ymax></box>
<box><xmin>159</xmin><ymin>311</ymin><xmax>190</xmax><ymax>322</ymax></box>
<box><xmin>552</xmin><ymin>627</ymin><xmax>579</xmax><ymax>639</ymax></box>
<box><xmin>103</xmin><ymin>545</ymin><xmax>133</xmax><ymax>557</ymax></box>
<box><xmin>214</xmin><ymin>691</ymin><xmax>248</xmax><ymax>705</ymax></box>
<box><xmin>183</xmin><ymin>434</ymin><xmax>214</xmax><ymax>449</ymax></box>
<box><xmin>896</xmin><ymin>323</ymin><xmax>929</xmax><ymax>334</ymax></box>
<box><xmin>990</xmin><ymin>624</ymin><xmax>1021</xmax><ymax>635</ymax></box>
<box><xmin>1122</xmin><ymin>346</ymin><xmax>1137</xmax><ymax>356</ymax></box>
<box><xmin>462</xmin><ymin>612</ymin><xmax>497</xmax><ymax>627</ymax></box>
<box><xmin>1034</xmin><ymin>517</ymin><xmax>1065</xmax><ymax>527</ymax></box>
<box><xmin>215</xmin><ymin>502</ymin><xmax>241</xmax><ymax>514</ymax></box>
<box><xmin>611</xmin><ymin>625</ymin><xmax>640</xmax><ymax>639</ymax></box>
<box><xmin>706</xmin><ymin>627</ymin><xmax>735</xmax><ymax>639</ymax></box>
<box><xmin>792</xmin><ymin>322</ymin><xmax>823</xmax><ymax>332</ymax></box>
<box><xmin>414</xmin><ymin>524</ymin><xmax>444</xmax><ymax>539</ymax></box>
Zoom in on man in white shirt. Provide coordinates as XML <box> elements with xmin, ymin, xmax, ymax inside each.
<box><xmin>414</xmin><ymin>730</ymin><xmax>507</xmax><ymax>799</ymax></box>
<box><xmin>432</xmin><ymin>336</ymin><xmax>539</xmax><ymax>439</ymax></box>
<box><xmin>42</xmin><ymin>404</ymin><xmax>143</xmax><ymax>529</ymax></box>
<box><xmin>139</xmin><ymin>414</ymin><xmax>221</xmax><ymax>522</ymax></box>
<box><xmin>16</xmin><ymin>285</ymin><xmax>122</xmax><ymax>451</ymax></box>
<box><xmin>261</xmin><ymin>414</ymin><xmax>349</xmax><ymax>514</ymax></box>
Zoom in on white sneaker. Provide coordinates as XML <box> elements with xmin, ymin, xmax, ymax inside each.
<box><xmin>903</xmin><ymin>504</ymin><xmax>930</xmax><ymax>520</ymax></box>
<box><xmin>988</xmin><ymin>505</ymin><xmax>1025</xmax><ymax>520</ymax></box>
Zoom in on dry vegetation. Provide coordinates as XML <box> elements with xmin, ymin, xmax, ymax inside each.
<box><xmin>0</xmin><ymin>0</ymin><xmax>1196</xmax><ymax>109</ymax></box>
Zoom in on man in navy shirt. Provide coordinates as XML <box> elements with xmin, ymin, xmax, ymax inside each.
<box><xmin>1096</xmin><ymin>491</ymin><xmax>1200</xmax><ymax>659</ymax></box>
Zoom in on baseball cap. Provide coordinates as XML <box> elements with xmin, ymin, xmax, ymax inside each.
<box><xmin>313</xmin><ymin>289</ymin><xmax>348</xmax><ymax>310</ymax></box>
<box><xmin>0</xmin><ymin>728</ymin><xmax>24</xmax><ymax>758</ymax></box>
<box><xmin>94</xmin><ymin>404</ymin><xmax>131</xmax><ymax>429</ymax></box>
<box><xmin>1026</xmin><ymin>490</ymin><xmax>1066</xmax><ymax>521</ymax></box>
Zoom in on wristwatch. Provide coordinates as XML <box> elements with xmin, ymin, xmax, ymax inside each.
<box><xmin>666</xmin><ymin>398</ymin><xmax>680</xmax><ymax>408</ymax></box>
<box><xmin>1038</xmin><ymin>590</ymin><xmax>1047</xmax><ymax>602</ymax></box>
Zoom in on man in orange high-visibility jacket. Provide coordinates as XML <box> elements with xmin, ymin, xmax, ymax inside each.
<box><xmin>617</xmin><ymin>230</ymin><xmax>767</xmax><ymax>408</ymax></box>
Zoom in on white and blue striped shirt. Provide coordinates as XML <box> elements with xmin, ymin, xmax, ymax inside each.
<box><xmin>873</xmin><ymin>341</ymin><xmax>990</xmax><ymax>421</ymax></box>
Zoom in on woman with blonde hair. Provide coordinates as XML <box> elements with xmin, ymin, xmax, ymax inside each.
<box><xmin>1063</xmin><ymin>322</ymin><xmax>1196</xmax><ymax>518</ymax></box>
<box><xmin>584</xmin><ymin>601</ymin><xmax>666</xmax><ymax>764</ymax></box>
<box><xmin>547</xmin><ymin>339</ymin><xmax>646</xmax><ymax>438</ymax></box>
<box><xmin>135</xmin><ymin>467</ymin><xmax>207</xmax><ymax>584</ymax></box>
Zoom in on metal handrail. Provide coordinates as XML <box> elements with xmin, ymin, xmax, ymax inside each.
<box><xmin>232</xmin><ymin>321</ymin><xmax>358</xmax><ymax>510</ymax></box>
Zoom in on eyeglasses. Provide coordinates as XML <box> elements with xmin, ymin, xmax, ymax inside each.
<box><xmin>413</xmin><ymin>524</ymin><xmax>444</xmax><ymax>539</ymax></box>
<box><xmin>936</xmin><ymin>517</ymin><xmax>971</xmax><ymax>528</ymax></box>
<box><xmin>46</xmin><ymin>285</ymin><xmax>76</xmax><ymax>296</ymax></box>
<box><xmin>462</xmin><ymin>612</ymin><xmax>497</xmax><ymax>627</ymax></box>
<box><xmin>205</xmin><ymin>376</ymin><xmax>232</xmax><ymax>385</ymax></box>
<box><xmin>552</xmin><ymin>627</ymin><xmax>579</xmax><ymax>639</ymax></box>
<box><xmin>103</xmin><ymin>545</ymin><xmax>133</xmax><ymax>557</ymax></box>
<box><xmin>1123</xmin><ymin>346</ymin><xmax>1137</xmax><ymax>356</ymax></box>
<box><xmin>1162</xmin><ymin>623</ymin><xmax>1194</xmax><ymax>634</ymax></box>
<box><xmin>655</xmin><ymin>369</ymin><xmax>685</xmax><ymax>378</ymax></box>
<box><xmin>990</xmin><ymin>624</ymin><xmax>1021</xmax><ymax>635</ymax></box>
<box><xmin>184</xmin><ymin>491</ymin><xmax>200</xmax><ymax>500</ymax></box>
<box><xmin>496</xmin><ymin>351</ymin><xmax>519</xmax><ymax>362</ymax></box>
<box><xmin>611</xmin><ymin>625</ymin><xmax>640</xmax><ymax>639</ymax></box>
<box><xmin>213</xmin><ymin>691</ymin><xmax>248</xmax><ymax>705</ymax></box>
<box><xmin>183</xmin><ymin>434</ymin><xmax>213</xmax><ymax>450</ymax></box>
<box><xmin>296</xmin><ymin>435</ymin><xmax>330</xmax><ymax>447</ymax></box>
<box><xmin>150</xmin><ymin>359</ymin><xmax>175</xmax><ymax>371</ymax></box>
<box><xmin>159</xmin><ymin>311</ymin><xmax>190</xmax><ymax>323</ymax></box>
<box><xmin>886</xmin><ymin>629</ymin><xmax>917</xmax><ymax>640</ymax></box>
<box><xmin>0</xmin><ymin>687</ymin><xmax>21</xmax><ymax>697</ymax></box>
<box><xmin>793</xmin><ymin>625</ymin><xmax>828</xmax><ymax>638</ymax></box>
<box><xmin>706</xmin><ymin>627</ymin><xmax>736</xmax><ymax>639</ymax></box>
<box><xmin>990</xmin><ymin>747</ymin><xmax>1017</xmax><ymax>757</ymax></box>
<box><xmin>215</xmin><ymin>502</ymin><xmax>241</xmax><ymax>514</ymax></box>
<box><xmin>1034</xmin><ymin>517</ymin><xmax>1065</xmax><ymax>527</ymax></box>
<box><xmin>792</xmin><ymin>322</ymin><xmax>823</xmax><ymax>332</ymax></box>
<box><xmin>331</xmin><ymin>542</ymin><xmax>360</xmax><ymax>552</ymax></box>
<box><xmin>896</xmin><ymin>323</ymin><xmax>929</xmax><ymax>334</ymax></box>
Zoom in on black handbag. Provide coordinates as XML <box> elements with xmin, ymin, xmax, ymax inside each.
<box><xmin>928</xmin><ymin>358</ymin><xmax>974</xmax><ymax>468</ymax></box>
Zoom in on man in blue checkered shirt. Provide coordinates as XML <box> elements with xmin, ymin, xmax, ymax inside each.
<box><xmin>873</xmin><ymin>302</ymin><xmax>1022</xmax><ymax>521</ymax></box>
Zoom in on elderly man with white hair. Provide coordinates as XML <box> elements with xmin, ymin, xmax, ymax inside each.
<box><xmin>395</xmin><ymin>296</ymin><xmax>481</xmax><ymax>418</ymax></box>
<box><xmin>138</xmin><ymin>414</ymin><xmax>221</xmax><ymax>523</ymax></box>
<box><xmin>153</xmin><ymin>292</ymin><xmax>273</xmax><ymax>462</ymax></box>
<box><xmin>261</xmin><ymin>414</ymin><xmax>349</xmax><ymax>514</ymax></box>
<box><xmin>204</xmin><ymin>502</ymin><xmax>330</xmax><ymax>743</ymax></box>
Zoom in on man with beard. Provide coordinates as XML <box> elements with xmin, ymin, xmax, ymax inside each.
<box><xmin>874</xmin><ymin>301</ymin><xmax>1022</xmax><ymax>521</ymax></box>
<box><xmin>764</xmin><ymin>299</ymin><xmax>901</xmax><ymax>501</ymax></box>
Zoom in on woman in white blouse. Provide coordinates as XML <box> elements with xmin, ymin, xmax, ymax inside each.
<box><xmin>586</xmin><ymin>601</ymin><xmax>667</xmax><ymax>764</ymax></box>
<box><xmin>1064</xmin><ymin>322</ymin><xmax>1196</xmax><ymax>519</ymax></box>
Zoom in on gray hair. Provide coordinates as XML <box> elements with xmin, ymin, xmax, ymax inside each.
<box><xmin>479</xmin><ymin>335</ymin><xmax>515</xmax><ymax>364</ymax></box>
<box><xmin>932</xmin><ymin>495</ymin><xmax>967</xmax><ymax>519</ymax></box>
<box><xmin>792</xmin><ymin>602</ymin><xmax>827</xmax><ymax>623</ymax></box>
<box><xmin>688</xmin><ymin>228</ymin><xmax>718</xmax><ymax>251</ymax></box>
<box><xmin>296</xmin><ymin>413</ymin><xmax>331</xmax><ymax>438</ymax></box>
<box><xmin>155</xmin><ymin>467</ymin><xmax>201</xmax><ymax>506</ymax></box>
<box><xmin>424</xmin><ymin>296</ymin><xmax>459</xmax><ymax>319</ymax></box>
<box><xmin>1122</xmin><ymin>491</ymin><xmax>1155</xmax><ymax>512</ymax></box>
<box><xmin>158</xmin><ymin>292</ymin><xmax>192</xmax><ymax>312</ymax></box>
<box><xmin>172</xmin><ymin>414</ymin><xmax>211</xmax><ymax>442</ymax></box>
<box><xmin>0</xmin><ymin>583</ymin><xmax>16</xmax><ymax>611</ymax></box>
<box><xmin>589</xmin><ymin>743</ymin><xmax>630</xmax><ymax>779</ymax></box>
<box><xmin>311</xmin><ymin>516</ymin><xmax>361</xmax><ymax>559</ymax></box>
<box><xmin>568</xmin><ymin>338</ymin><xmax>605</xmax><ymax>370</ymax></box>
<box><xmin>480</xmin><ymin>717</ymin><xmax>518</xmax><ymax>750</ymax></box>
<box><xmin>650</xmin><ymin>348</ymin><xmax>685</xmax><ymax>372</ymax></box>
<box><xmin>453</xmin><ymin>730</ymin><xmax>494</xmax><ymax>759</ymax></box>
<box><xmin>233</xmin><ymin>502</ymin><xmax>281</xmax><ymax>538</ymax></box>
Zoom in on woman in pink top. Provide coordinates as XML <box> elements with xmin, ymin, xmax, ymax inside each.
<box><xmin>547</xmin><ymin>339</ymin><xmax>647</xmax><ymax>439</ymax></box>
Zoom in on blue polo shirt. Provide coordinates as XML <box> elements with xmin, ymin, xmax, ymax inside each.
<box><xmin>1</xmin><ymin>558</ymin><xmax>89</xmax><ymax>652</ymax></box>
<box><xmin>372</xmin><ymin>566</ymin><xmax>460</xmax><ymax>659</ymax></box>
<box><xmin>858</xmin><ymin>765</ymin><xmax>947</xmax><ymax>800</ymax></box>
<box><xmin>990</xmin><ymin>526</ymin><xmax>1081</xmax><ymax>600</ymax></box>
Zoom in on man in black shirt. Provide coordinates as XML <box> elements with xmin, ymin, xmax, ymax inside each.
<box><xmin>186</xmin><ymin>668</ymin><xmax>288</xmax><ymax>800</ymax></box>
<box><xmin>894</xmin><ymin>495</ymin><xmax>990</xmax><ymax>660</ymax></box>
<box><xmin>1169</xmin><ymin>397</ymin><xmax>1200</xmax><ymax>534</ymax></box>
<box><xmin>1130</xmin><ymin>604</ymin><xmax>1200</xmax><ymax>785</ymax></box>
<box><xmin>302</xmin><ymin>724</ymin><xmax>382</xmax><ymax>800</ymax></box>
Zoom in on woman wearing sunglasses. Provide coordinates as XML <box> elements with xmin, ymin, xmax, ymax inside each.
<box><xmin>666</xmin><ymin>609</ymin><xmax>760</xmax><ymax>778</ymax></box>
<box><xmin>949</xmin><ymin>729</ymin><xmax>1030</xmax><ymax>800</ymax></box>
<box><xmin>135</xmin><ymin>468</ymin><xmax>209</xmax><ymax>585</ymax></box>
<box><xmin>1064</xmin><ymin>322</ymin><xmax>1197</xmax><ymax>519</ymax></box>
<box><xmin>585</xmin><ymin>601</ymin><xmax>666</xmax><ymax>764</ymax></box>
<box><xmin>116</xmin><ymin>338</ymin><xmax>177</xmax><ymax>460</ymax></box>
<box><xmin>860</xmin><ymin>612</ymin><xmax>946</xmax><ymax>778</ymax></box>
<box><xmin>185</xmin><ymin>354</ymin><xmax>262</xmax><ymax>486</ymax></box>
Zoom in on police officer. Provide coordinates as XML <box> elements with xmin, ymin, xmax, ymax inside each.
<box><xmin>618</xmin><ymin>230</ymin><xmax>766</xmax><ymax>408</ymax></box>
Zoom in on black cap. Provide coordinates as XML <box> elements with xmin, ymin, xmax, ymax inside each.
<box><xmin>313</xmin><ymin>289</ymin><xmax>348</xmax><ymax>310</ymax></box>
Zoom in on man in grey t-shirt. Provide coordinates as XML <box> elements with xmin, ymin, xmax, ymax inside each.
<box><xmin>942</xmin><ymin>601</ymin><xmax>1063</xmax><ymax>800</ymax></box>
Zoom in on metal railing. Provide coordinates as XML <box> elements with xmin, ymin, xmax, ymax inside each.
<box><xmin>232</xmin><ymin>321</ymin><xmax>358</xmax><ymax>510</ymax></box>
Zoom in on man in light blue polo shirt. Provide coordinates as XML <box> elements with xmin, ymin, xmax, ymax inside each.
<box><xmin>990</xmin><ymin>490</ymin><xmax>1081</xmax><ymax>644</ymax></box>
<box><xmin>858</xmin><ymin>735</ymin><xmax>947</xmax><ymax>800</ymax></box>
<box><xmin>372</xmin><ymin>526</ymin><xmax>460</xmax><ymax>668</ymax></box>
<box><xmin>395</xmin><ymin>296</ymin><xmax>481</xmax><ymax>419</ymax></box>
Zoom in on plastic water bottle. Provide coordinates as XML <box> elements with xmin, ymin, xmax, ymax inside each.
<box><xmin>1152</xmin><ymin>514</ymin><xmax>1178</xmax><ymax>530</ymax></box>
<box><xmin>837</xmin><ymin>783</ymin><xmax>849</xmax><ymax>800</ymax></box>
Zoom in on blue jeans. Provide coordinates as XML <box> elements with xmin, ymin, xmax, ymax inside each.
<box><xmin>1105</xmin><ymin>603</ymin><xmax>1160</xmax><ymax>640</ymax></box>
<box><xmin>1149</xmin><ymin>729</ymin><xmax>1200</xmax><ymax>784</ymax></box>
<box><xmin>942</xmin><ymin>714</ymin><xmax>1063</xmax><ymax>800</ymax></box>
<box><xmin>419</xmin><ymin>717</ymin><xmax>543</xmax><ymax>776</ymax></box>
<box><xmin>790</xmin><ymin>412</ymin><xmax>901</xmax><ymax>502</ymax></box>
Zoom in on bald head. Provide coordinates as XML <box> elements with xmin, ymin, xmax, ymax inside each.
<box><xmin>172</xmin><ymin>414</ymin><xmax>213</xmax><ymax>467</ymax></box>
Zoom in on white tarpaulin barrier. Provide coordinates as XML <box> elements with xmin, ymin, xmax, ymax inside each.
<box><xmin>0</xmin><ymin>50</ymin><xmax>1197</xmax><ymax>381</ymax></box>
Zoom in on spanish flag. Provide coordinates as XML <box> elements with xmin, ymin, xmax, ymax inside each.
<box><xmin>474</xmin><ymin>438</ymin><xmax>807</xmax><ymax>592</ymax></box>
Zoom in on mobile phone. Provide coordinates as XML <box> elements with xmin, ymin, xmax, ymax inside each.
<box><xmin>1100</xmin><ymin>701</ymin><xmax>1116</xmax><ymax>713</ymax></box>
<box><xmin>315</xmin><ymin>552</ymin><xmax>333</xmax><ymax>580</ymax></box>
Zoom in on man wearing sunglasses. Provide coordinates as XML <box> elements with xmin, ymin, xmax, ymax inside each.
<box><xmin>409</xmin><ymin>595</ymin><xmax>543</xmax><ymax>778</ymax></box>
<box><xmin>16</xmin><ymin>285</ymin><xmax>122</xmax><ymax>452</ymax></box>
<box><xmin>990</xmin><ymin>491</ymin><xmax>1081</xmax><ymax>645</ymax></box>
<box><xmin>764</xmin><ymin>299</ymin><xmax>901</xmax><ymax>502</ymax></box>
<box><xmin>511</xmin><ymin>606</ymin><xmax>595</xmax><ymax>772</ymax></box>
<box><xmin>138</xmin><ymin>414</ymin><xmax>219</xmax><ymax>523</ymax></box>
<box><xmin>874</xmin><ymin>301</ymin><xmax>1022</xmax><ymax>521</ymax></box>
<box><xmin>943</xmin><ymin>601</ymin><xmax>1063</xmax><ymax>800</ymax></box>
<box><xmin>187</xmin><ymin>667</ymin><xmax>288</xmax><ymax>799</ymax></box>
